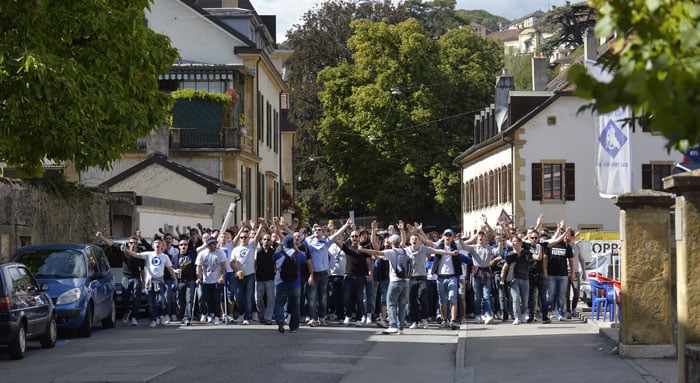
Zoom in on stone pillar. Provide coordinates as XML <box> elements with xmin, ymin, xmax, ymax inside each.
<box><xmin>613</xmin><ymin>190</ymin><xmax>675</xmax><ymax>358</ymax></box>
<box><xmin>664</xmin><ymin>170</ymin><xmax>700</xmax><ymax>383</ymax></box>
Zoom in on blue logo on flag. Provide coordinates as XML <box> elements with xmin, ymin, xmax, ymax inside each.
<box><xmin>598</xmin><ymin>119</ymin><xmax>628</xmax><ymax>158</ymax></box>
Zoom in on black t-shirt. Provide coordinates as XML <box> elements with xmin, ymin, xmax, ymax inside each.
<box><xmin>255</xmin><ymin>246</ymin><xmax>276</xmax><ymax>281</ymax></box>
<box><xmin>526</xmin><ymin>241</ymin><xmax>543</xmax><ymax>275</ymax></box>
<box><xmin>118</xmin><ymin>246</ymin><xmax>145</xmax><ymax>278</ymax></box>
<box><xmin>174</xmin><ymin>252</ymin><xmax>197</xmax><ymax>282</ymax></box>
<box><xmin>341</xmin><ymin>242</ymin><xmax>370</xmax><ymax>276</ymax></box>
<box><xmin>505</xmin><ymin>248</ymin><xmax>532</xmax><ymax>281</ymax></box>
<box><xmin>546</xmin><ymin>242</ymin><xmax>573</xmax><ymax>276</ymax></box>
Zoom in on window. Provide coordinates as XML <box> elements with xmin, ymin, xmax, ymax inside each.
<box><xmin>532</xmin><ymin>162</ymin><xmax>575</xmax><ymax>201</ymax></box>
<box><xmin>642</xmin><ymin>163</ymin><xmax>672</xmax><ymax>191</ymax></box>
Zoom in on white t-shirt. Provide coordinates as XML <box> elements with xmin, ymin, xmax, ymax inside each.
<box><xmin>381</xmin><ymin>247</ymin><xmax>413</xmax><ymax>282</ymax></box>
<box><xmin>230</xmin><ymin>240</ymin><xmax>257</xmax><ymax>276</ymax></box>
<box><xmin>142</xmin><ymin>251</ymin><xmax>172</xmax><ymax>283</ymax></box>
<box><xmin>196</xmin><ymin>249</ymin><xmax>227</xmax><ymax>283</ymax></box>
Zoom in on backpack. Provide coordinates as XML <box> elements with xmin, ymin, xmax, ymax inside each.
<box><xmin>280</xmin><ymin>249</ymin><xmax>299</xmax><ymax>282</ymax></box>
<box><xmin>394</xmin><ymin>248</ymin><xmax>413</xmax><ymax>279</ymax></box>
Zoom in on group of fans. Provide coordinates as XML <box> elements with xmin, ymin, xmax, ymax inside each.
<box><xmin>98</xmin><ymin>213</ymin><xmax>585</xmax><ymax>334</ymax></box>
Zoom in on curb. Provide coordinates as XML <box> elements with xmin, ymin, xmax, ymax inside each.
<box><xmin>455</xmin><ymin>323</ymin><xmax>474</xmax><ymax>383</ymax></box>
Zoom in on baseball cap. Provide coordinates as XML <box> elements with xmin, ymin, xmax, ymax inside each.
<box><xmin>206</xmin><ymin>237</ymin><xmax>217</xmax><ymax>246</ymax></box>
<box><xmin>443</xmin><ymin>228</ymin><xmax>454</xmax><ymax>236</ymax></box>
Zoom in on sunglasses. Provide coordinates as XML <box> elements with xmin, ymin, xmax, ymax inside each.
<box><xmin>240</xmin><ymin>236</ymin><xmax>248</xmax><ymax>239</ymax></box>
<box><xmin>350</xmin><ymin>235</ymin><xmax>358</xmax><ymax>238</ymax></box>
<box><xmin>128</xmin><ymin>241</ymin><xmax>137</xmax><ymax>245</ymax></box>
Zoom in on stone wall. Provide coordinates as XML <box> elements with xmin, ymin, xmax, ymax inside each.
<box><xmin>0</xmin><ymin>178</ymin><xmax>112</xmax><ymax>262</ymax></box>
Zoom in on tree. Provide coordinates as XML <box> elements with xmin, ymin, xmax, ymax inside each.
<box><xmin>0</xmin><ymin>0</ymin><xmax>178</xmax><ymax>176</ymax></box>
<box><xmin>404</xmin><ymin>0</ymin><xmax>461</xmax><ymax>38</ymax></box>
<box><xmin>537</xmin><ymin>2</ymin><xmax>597</xmax><ymax>57</ymax></box>
<box><xmin>454</xmin><ymin>9</ymin><xmax>508</xmax><ymax>34</ymax></box>
<box><xmin>317</xmin><ymin>19</ymin><xmax>502</xmax><ymax>223</ymax></box>
<box><xmin>285</xmin><ymin>0</ymin><xmax>408</xmax><ymax>222</ymax></box>
<box><xmin>567</xmin><ymin>0</ymin><xmax>700</xmax><ymax>149</ymax></box>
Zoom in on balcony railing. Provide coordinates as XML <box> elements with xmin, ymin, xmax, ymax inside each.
<box><xmin>170</xmin><ymin>127</ymin><xmax>240</xmax><ymax>149</ymax></box>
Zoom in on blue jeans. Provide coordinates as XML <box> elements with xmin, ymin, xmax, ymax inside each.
<box><xmin>343</xmin><ymin>275</ymin><xmax>365</xmax><ymax>320</ymax></box>
<box><xmin>255</xmin><ymin>279</ymin><xmax>276</xmax><ymax>321</ymax></box>
<box><xmin>147</xmin><ymin>281</ymin><xmax>167</xmax><ymax>321</ymax></box>
<box><xmin>548</xmin><ymin>275</ymin><xmax>569</xmax><ymax>318</ymax></box>
<box><xmin>409</xmin><ymin>278</ymin><xmax>429</xmax><ymax>322</ymax></box>
<box><xmin>364</xmin><ymin>277</ymin><xmax>377</xmax><ymax>320</ymax></box>
<box><xmin>437</xmin><ymin>277</ymin><xmax>459</xmax><ymax>306</ymax></box>
<box><xmin>275</xmin><ymin>285</ymin><xmax>300</xmax><ymax>331</ymax></box>
<box><xmin>236</xmin><ymin>274</ymin><xmax>255</xmax><ymax>320</ymax></box>
<box><xmin>307</xmin><ymin>271</ymin><xmax>329</xmax><ymax>320</ymax></box>
<box><xmin>493</xmin><ymin>274</ymin><xmax>510</xmax><ymax>319</ymax></box>
<box><xmin>509</xmin><ymin>279</ymin><xmax>529</xmax><ymax>319</ymax></box>
<box><xmin>198</xmin><ymin>283</ymin><xmax>221</xmax><ymax>318</ymax></box>
<box><xmin>178</xmin><ymin>281</ymin><xmax>196</xmax><ymax>321</ymax></box>
<box><xmin>471</xmin><ymin>274</ymin><xmax>493</xmax><ymax>317</ymax></box>
<box><xmin>121</xmin><ymin>276</ymin><xmax>142</xmax><ymax>318</ymax></box>
<box><xmin>387</xmin><ymin>280</ymin><xmax>409</xmax><ymax>330</ymax></box>
<box><xmin>377</xmin><ymin>280</ymin><xmax>389</xmax><ymax>307</ymax></box>
<box><xmin>529</xmin><ymin>273</ymin><xmax>548</xmax><ymax>320</ymax></box>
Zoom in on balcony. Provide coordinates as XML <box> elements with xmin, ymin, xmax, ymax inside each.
<box><xmin>169</xmin><ymin>97</ymin><xmax>253</xmax><ymax>151</ymax></box>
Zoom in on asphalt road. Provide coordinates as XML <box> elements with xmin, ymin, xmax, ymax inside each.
<box><xmin>0</xmin><ymin>319</ymin><xmax>460</xmax><ymax>382</ymax></box>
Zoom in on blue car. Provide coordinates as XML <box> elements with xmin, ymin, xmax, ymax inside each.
<box><xmin>12</xmin><ymin>244</ymin><xmax>116</xmax><ymax>337</ymax></box>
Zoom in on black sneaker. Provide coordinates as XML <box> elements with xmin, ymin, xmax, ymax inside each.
<box><xmin>278</xmin><ymin>323</ymin><xmax>285</xmax><ymax>333</ymax></box>
<box><xmin>542</xmin><ymin>317</ymin><xmax>551</xmax><ymax>324</ymax></box>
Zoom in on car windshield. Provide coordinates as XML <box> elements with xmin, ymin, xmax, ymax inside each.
<box><xmin>15</xmin><ymin>249</ymin><xmax>86</xmax><ymax>278</ymax></box>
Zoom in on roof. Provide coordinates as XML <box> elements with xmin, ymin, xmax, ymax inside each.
<box><xmin>180</xmin><ymin>0</ymin><xmax>256</xmax><ymax>47</ymax></box>
<box><xmin>100</xmin><ymin>152</ymin><xmax>241</xmax><ymax>195</ymax></box>
<box><xmin>487</xmin><ymin>29</ymin><xmax>521</xmax><ymax>42</ymax></box>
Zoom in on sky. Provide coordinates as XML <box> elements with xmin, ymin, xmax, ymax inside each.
<box><xmin>252</xmin><ymin>0</ymin><xmax>563</xmax><ymax>43</ymax></box>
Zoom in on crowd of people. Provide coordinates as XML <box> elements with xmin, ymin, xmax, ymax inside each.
<box><xmin>97</xmin><ymin>213</ymin><xmax>586</xmax><ymax>334</ymax></box>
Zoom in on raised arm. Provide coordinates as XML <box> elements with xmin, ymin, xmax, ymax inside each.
<box><xmin>398</xmin><ymin>220</ymin><xmax>406</xmax><ymax>247</ymax></box>
<box><xmin>359</xmin><ymin>246</ymin><xmax>384</xmax><ymax>258</ymax></box>
<box><xmin>329</xmin><ymin>218</ymin><xmax>352</xmax><ymax>242</ymax></box>
<box><xmin>370</xmin><ymin>220</ymin><xmax>380</xmax><ymax>250</ymax></box>
<box><xmin>95</xmin><ymin>231</ymin><xmax>113</xmax><ymax>247</ymax></box>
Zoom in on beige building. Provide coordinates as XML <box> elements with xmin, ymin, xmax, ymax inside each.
<box><xmin>79</xmin><ymin>0</ymin><xmax>296</xmax><ymax>230</ymax></box>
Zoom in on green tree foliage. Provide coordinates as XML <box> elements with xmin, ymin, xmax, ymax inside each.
<box><xmin>0</xmin><ymin>0</ymin><xmax>178</xmax><ymax>177</ymax></box>
<box><xmin>403</xmin><ymin>0</ymin><xmax>460</xmax><ymax>37</ymax></box>
<box><xmin>568</xmin><ymin>0</ymin><xmax>700</xmax><ymax>148</ymax></box>
<box><xmin>505</xmin><ymin>53</ymin><xmax>533</xmax><ymax>91</ymax></box>
<box><xmin>284</xmin><ymin>0</ymin><xmax>408</xmax><ymax>222</ymax></box>
<box><xmin>454</xmin><ymin>9</ymin><xmax>508</xmax><ymax>34</ymax></box>
<box><xmin>317</xmin><ymin>19</ymin><xmax>502</xmax><ymax>223</ymax></box>
<box><xmin>537</xmin><ymin>2</ymin><xmax>597</xmax><ymax>57</ymax></box>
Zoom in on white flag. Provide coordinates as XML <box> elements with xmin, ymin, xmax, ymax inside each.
<box><xmin>586</xmin><ymin>60</ymin><xmax>632</xmax><ymax>198</ymax></box>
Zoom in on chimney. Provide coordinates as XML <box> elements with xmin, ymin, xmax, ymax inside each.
<box><xmin>532</xmin><ymin>53</ymin><xmax>548</xmax><ymax>91</ymax></box>
<box><xmin>584</xmin><ymin>28</ymin><xmax>597</xmax><ymax>62</ymax></box>
<box><xmin>494</xmin><ymin>69</ymin><xmax>514</xmax><ymax>131</ymax></box>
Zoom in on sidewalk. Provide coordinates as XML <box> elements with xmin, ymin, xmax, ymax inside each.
<box><xmin>455</xmin><ymin>316</ymin><xmax>677</xmax><ymax>383</ymax></box>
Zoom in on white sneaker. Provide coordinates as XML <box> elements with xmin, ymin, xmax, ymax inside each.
<box><xmin>207</xmin><ymin>315</ymin><xmax>213</xmax><ymax>323</ymax></box>
<box><xmin>149</xmin><ymin>320</ymin><xmax>157</xmax><ymax>328</ymax></box>
<box><xmin>242</xmin><ymin>320</ymin><xmax>250</xmax><ymax>325</ymax></box>
<box><xmin>131</xmin><ymin>317</ymin><xmax>138</xmax><ymax>326</ymax></box>
<box><xmin>512</xmin><ymin>318</ymin><xmax>521</xmax><ymax>325</ymax></box>
<box><xmin>397</xmin><ymin>329</ymin><xmax>403</xmax><ymax>335</ymax></box>
<box><xmin>375</xmin><ymin>319</ymin><xmax>388</xmax><ymax>328</ymax></box>
<box><xmin>200</xmin><ymin>315</ymin><xmax>207</xmax><ymax>322</ymax></box>
<box><xmin>473</xmin><ymin>316</ymin><xmax>482</xmax><ymax>324</ymax></box>
<box><xmin>343</xmin><ymin>317</ymin><xmax>351</xmax><ymax>326</ymax></box>
<box><xmin>365</xmin><ymin>316</ymin><xmax>373</xmax><ymax>325</ymax></box>
<box><xmin>484</xmin><ymin>315</ymin><xmax>494</xmax><ymax>325</ymax></box>
<box><xmin>164</xmin><ymin>315</ymin><xmax>171</xmax><ymax>324</ymax></box>
<box><xmin>213</xmin><ymin>317</ymin><xmax>220</xmax><ymax>325</ymax></box>
<box><xmin>421</xmin><ymin>319</ymin><xmax>429</xmax><ymax>329</ymax></box>
<box><xmin>409</xmin><ymin>322</ymin><xmax>418</xmax><ymax>329</ymax></box>
<box><xmin>557</xmin><ymin>315</ymin><xmax>564</xmax><ymax>321</ymax></box>
<box><xmin>440</xmin><ymin>320</ymin><xmax>449</xmax><ymax>328</ymax></box>
<box><xmin>382</xmin><ymin>327</ymin><xmax>398</xmax><ymax>334</ymax></box>
<box><xmin>355</xmin><ymin>320</ymin><xmax>363</xmax><ymax>327</ymax></box>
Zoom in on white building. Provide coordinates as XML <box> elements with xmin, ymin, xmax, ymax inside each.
<box><xmin>455</xmin><ymin>35</ymin><xmax>683</xmax><ymax>235</ymax></box>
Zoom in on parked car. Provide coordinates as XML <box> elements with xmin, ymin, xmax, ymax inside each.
<box><xmin>12</xmin><ymin>244</ymin><xmax>116</xmax><ymax>337</ymax></box>
<box><xmin>100</xmin><ymin>238</ymin><xmax>150</xmax><ymax>316</ymax></box>
<box><xmin>0</xmin><ymin>262</ymin><xmax>57</xmax><ymax>359</ymax></box>
<box><xmin>580</xmin><ymin>253</ymin><xmax>620</xmax><ymax>307</ymax></box>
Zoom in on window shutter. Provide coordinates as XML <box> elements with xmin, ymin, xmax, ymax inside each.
<box><xmin>565</xmin><ymin>163</ymin><xmax>575</xmax><ymax>201</ymax></box>
<box><xmin>532</xmin><ymin>163</ymin><xmax>542</xmax><ymax>201</ymax></box>
<box><xmin>642</xmin><ymin>164</ymin><xmax>652</xmax><ymax>189</ymax></box>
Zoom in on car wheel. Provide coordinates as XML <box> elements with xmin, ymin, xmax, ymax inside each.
<box><xmin>40</xmin><ymin>317</ymin><xmax>58</xmax><ymax>348</ymax></box>
<box><xmin>8</xmin><ymin>324</ymin><xmax>27</xmax><ymax>360</ymax></box>
<box><xmin>78</xmin><ymin>305</ymin><xmax>93</xmax><ymax>338</ymax></box>
<box><xmin>101</xmin><ymin>299</ymin><xmax>116</xmax><ymax>329</ymax></box>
